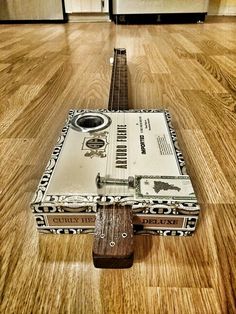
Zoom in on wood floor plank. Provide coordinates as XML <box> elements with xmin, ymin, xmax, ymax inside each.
<box><xmin>0</xmin><ymin>63</ymin><xmax>10</xmax><ymax>72</ymax></box>
<box><xmin>194</xmin><ymin>53</ymin><xmax>236</xmax><ymax>98</ymax></box>
<box><xmin>212</xmin><ymin>55</ymin><xmax>236</xmax><ymax>75</ymax></box>
<box><xmin>0</xmin><ymin>138</ymin><xmax>33</xmax><ymax>193</ymax></box>
<box><xmin>144</xmin><ymin>44</ymin><xmax>171</xmax><ymax>73</ymax></box>
<box><xmin>0</xmin><ymin>84</ymin><xmax>43</xmax><ymax>136</ymax></box>
<box><xmin>182</xmin><ymin>90</ymin><xmax>236</xmax><ymax>132</ymax></box>
<box><xmin>209</xmin><ymin>204</ymin><xmax>236</xmax><ymax>314</ymax></box>
<box><xmin>179</xmin><ymin>129</ymin><xmax>235</xmax><ymax>204</ymax></box>
<box><xmin>147</xmin><ymin>288</ymin><xmax>222</xmax><ymax>314</ymax></box>
<box><xmin>201</xmin><ymin>129</ymin><xmax>236</xmax><ymax>192</ymax></box>
<box><xmin>129</xmin><ymin>56</ymin><xmax>154</xmax><ymax>83</ymax></box>
<box><xmin>0</xmin><ymin>18</ymin><xmax>236</xmax><ymax>314</ymax></box>
<box><xmin>172</xmin><ymin>33</ymin><xmax>203</xmax><ymax>54</ymax></box>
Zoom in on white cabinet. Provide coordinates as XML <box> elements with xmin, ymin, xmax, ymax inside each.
<box><xmin>112</xmin><ymin>0</ymin><xmax>209</xmax><ymax>14</ymax></box>
<box><xmin>0</xmin><ymin>0</ymin><xmax>64</xmax><ymax>20</ymax></box>
<box><xmin>65</xmin><ymin>0</ymin><xmax>108</xmax><ymax>13</ymax></box>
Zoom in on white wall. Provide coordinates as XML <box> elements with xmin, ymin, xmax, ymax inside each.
<box><xmin>208</xmin><ymin>0</ymin><xmax>236</xmax><ymax>15</ymax></box>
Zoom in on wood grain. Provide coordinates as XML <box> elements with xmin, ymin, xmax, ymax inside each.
<box><xmin>93</xmin><ymin>206</ymin><xmax>134</xmax><ymax>268</ymax></box>
<box><xmin>0</xmin><ymin>18</ymin><xmax>236</xmax><ymax>313</ymax></box>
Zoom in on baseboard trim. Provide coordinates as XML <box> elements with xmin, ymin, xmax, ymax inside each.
<box><xmin>208</xmin><ymin>13</ymin><xmax>236</xmax><ymax>16</ymax></box>
<box><xmin>68</xmin><ymin>13</ymin><xmax>110</xmax><ymax>23</ymax></box>
<box><xmin>112</xmin><ymin>13</ymin><xmax>207</xmax><ymax>24</ymax></box>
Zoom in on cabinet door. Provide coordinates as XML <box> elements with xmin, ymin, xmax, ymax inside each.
<box><xmin>67</xmin><ymin>0</ymin><xmax>103</xmax><ymax>12</ymax></box>
<box><xmin>65</xmin><ymin>0</ymin><xmax>109</xmax><ymax>13</ymax></box>
<box><xmin>112</xmin><ymin>0</ymin><xmax>209</xmax><ymax>14</ymax></box>
<box><xmin>0</xmin><ymin>0</ymin><xmax>64</xmax><ymax>20</ymax></box>
<box><xmin>103</xmin><ymin>0</ymin><xmax>109</xmax><ymax>12</ymax></box>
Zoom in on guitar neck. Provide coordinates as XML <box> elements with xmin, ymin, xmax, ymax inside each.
<box><xmin>108</xmin><ymin>48</ymin><xmax>129</xmax><ymax>111</ymax></box>
<box><xmin>92</xmin><ymin>48</ymin><xmax>133</xmax><ymax>268</ymax></box>
<box><xmin>93</xmin><ymin>206</ymin><xmax>134</xmax><ymax>268</ymax></box>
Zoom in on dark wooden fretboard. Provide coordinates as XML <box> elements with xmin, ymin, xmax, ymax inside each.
<box><xmin>108</xmin><ymin>48</ymin><xmax>129</xmax><ymax>111</ymax></box>
<box><xmin>93</xmin><ymin>49</ymin><xmax>134</xmax><ymax>268</ymax></box>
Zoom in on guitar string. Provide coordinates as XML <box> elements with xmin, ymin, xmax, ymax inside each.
<box><xmin>117</xmin><ymin>49</ymin><xmax>124</xmax><ymax>245</ymax></box>
<box><xmin>100</xmin><ymin>49</ymin><xmax>116</xmax><ymax>239</ymax></box>
<box><xmin>122</xmin><ymin>51</ymin><xmax>128</xmax><ymax>240</ymax></box>
<box><xmin>100</xmin><ymin>49</ymin><xmax>128</xmax><ymax>247</ymax></box>
<box><xmin>111</xmin><ymin>49</ymin><xmax>121</xmax><ymax>247</ymax></box>
<box><xmin>101</xmin><ymin>49</ymin><xmax>118</xmax><ymax>243</ymax></box>
<box><xmin>118</xmin><ymin>49</ymin><xmax>125</xmax><ymax>245</ymax></box>
<box><xmin>109</xmin><ymin>49</ymin><xmax>117</xmax><ymax>111</ymax></box>
<box><xmin>122</xmin><ymin>51</ymin><xmax>128</xmax><ymax>239</ymax></box>
<box><xmin>119</xmin><ymin>50</ymin><xmax>125</xmax><ymax>243</ymax></box>
<box><xmin>112</xmin><ymin>49</ymin><xmax>127</xmax><ymax>246</ymax></box>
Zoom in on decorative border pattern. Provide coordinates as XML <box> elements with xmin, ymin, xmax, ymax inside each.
<box><xmin>134</xmin><ymin>230</ymin><xmax>194</xmax><ymax>236</ymax></box>
<box><xmin>37</xmin><ymin>227</ymin><xmax>194</xmax><ymax>236</ymax></box>
<box><xmin>164</xmin><ymin>111</ymin><xmax>187</xmax><ymax>175</ymax></box>
<box><xmin>33</xmin><ymin>196</ymin><xmax>200</xmax><ymax>215</ymax></box>
<box><xmin>31</xmin><ymin>110</ymin><xmax>75</xmax><ymax>206</ymax></box>
<box><xmin>38</xmin><ymin>228</ymin><xmax>94</xmax><ymax>234</ymax></box>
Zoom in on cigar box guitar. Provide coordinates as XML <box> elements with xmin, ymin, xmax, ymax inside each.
<box><xmin>31</xmin><ymin>49</ymin><xmax>200</xmax><ymax>268</ymax></box>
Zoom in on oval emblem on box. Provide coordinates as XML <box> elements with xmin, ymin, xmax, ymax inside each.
<box><xmin>86</xmin><ymin>138</ymin><xmax>105</xmax><ymax>149</ymax></box>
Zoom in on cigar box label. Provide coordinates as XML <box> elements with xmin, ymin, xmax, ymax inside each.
<box><xmin>33</xmin><ymin>110</ymin><xmax>187</xmax><ymax>202</ymax></box>
<box><xmin>133</xmin><ymin>215</ymin><xmax>184</xmax><ymax>228</ymax></box>
<box><xmin>36</xmin><ymin>213</ymin><xmax>197</xmax><ymax>230</ymax></box>
<box><xmin>135</xmin><ymin>175</ymin><xmax>197</xmax><ymax>201</ymax></box>
<box><xmin>46</xmin><ymin>214</ymin><xmax>96</xmax><ymax>227</ymax></box>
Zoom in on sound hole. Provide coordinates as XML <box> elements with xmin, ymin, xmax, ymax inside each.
<box><xmin>77</xmin><ymin>116</ymin><xmax>104</xmax><ymax>129</ymax></box>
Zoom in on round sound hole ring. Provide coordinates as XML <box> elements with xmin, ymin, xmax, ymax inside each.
<box><xmin>71</xmin><ymin>112</ymin><xmax>111</xmax><ymax>133</ymax></box>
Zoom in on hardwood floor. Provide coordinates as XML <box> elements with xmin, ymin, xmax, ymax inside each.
<box><xmin>0</xmin><ymin>18</ymin><xmax>236</xmax><ymax>313</ymax></box>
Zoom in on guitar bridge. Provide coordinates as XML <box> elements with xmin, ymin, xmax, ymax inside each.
<box><xmin>96</xmin><ymin>173</ymin><xmax>135</xmax><ymax>189</ymax></box>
